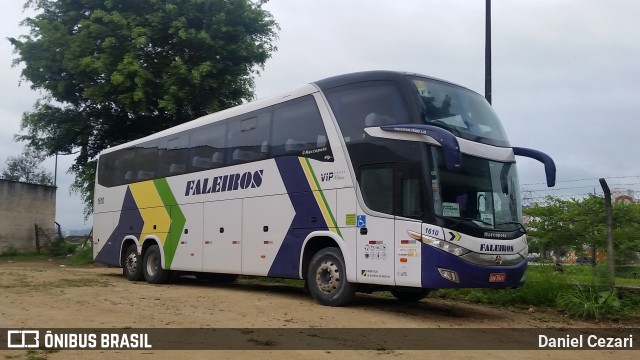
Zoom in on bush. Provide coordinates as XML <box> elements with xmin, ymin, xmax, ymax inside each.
<box><xmin>1</xmin><ymin>245</ymin><xmax>19</xmax><ymax>257</ymax></box>
<box><xmin>67</xmin><ymin>246</ymin><xmax>94</xmax><ymax>265</ymax></box>
<box><xmin>50</xmin><ymin>238</ymin><xmax>78</xmax><ymax>257</ymax></box>
<box><xmin>556</xmin><ymin>285</ymin><xmax>620</xmax><ymax>321</ymax></box>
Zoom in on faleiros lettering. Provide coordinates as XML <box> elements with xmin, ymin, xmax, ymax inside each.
<box><xmin>185</xmin><ymin>170</ymin><xmax>264</xmax><ymax>196</ymax></box>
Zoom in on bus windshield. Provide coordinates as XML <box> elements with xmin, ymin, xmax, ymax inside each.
<box><xmin>411</xmin><ymin>77</ymin><xmax>510</xmax><ymax>147</ymax></box>
<box><xmin>431</xmin><ymin>148</ymin><xmax>523</xmax><ymax>231</ymax></box>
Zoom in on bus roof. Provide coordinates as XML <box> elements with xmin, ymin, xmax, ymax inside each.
<box><xmin>99</xmin><ymin>70</ymin><xmax>471</xmax><ymax>156</ymax></box>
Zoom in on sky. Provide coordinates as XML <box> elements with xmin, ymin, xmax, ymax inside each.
<box><xmin>1</xmin><ymin>0</ymin><xmax>639</xmax><ymax>231</ymax></box>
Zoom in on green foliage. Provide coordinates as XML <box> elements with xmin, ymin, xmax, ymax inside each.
<box><xmin>0</xmin><ymin>241</ymin><xmax>94</xmax><ymax>264</ymax></box>
<box><xmin>434</xmin><ymin>266</ymin><xmax>569</xmax><ymax>307</ymax></box>
<box><xmin>50</xmin><ymin>238</ymin><xmax>78</xmax><ymax>257</ymax></box>
<box><xmin>433</xmin><ymin>264</ymin><xmax>640</xmax><ymax>322</ymax></box>
<box><xmin>1</xmin><ymin>147</ymin><xmax>53</xmax><ymax>185</ymax></box>
<box><xmin>1</xmin><ymin>245</ymin><xmax>19</xmax><ymax>257</ymax></box>
<box><xmin>556</xmin><ymin>285</ymin><xmax>620</xmax><ymax>321</ymax></box>
<box><xmin>10</xmin><ymin>0</ymin><xmax>279</xmax><ymax>216</ymax></box>
<box><xmin>524</xmin><ymin>194</ymin><xmax>640</xmax><ymax>264</ymax></box>
<box><xmin>67</xmin><ymin>245</ymin><xmax>94</xmax><ymax>265</ymax></box>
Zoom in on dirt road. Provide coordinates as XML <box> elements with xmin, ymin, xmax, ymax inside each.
<box><xmin>0</xmin><ymin>260</ymin><xmax>637</xmax><ymax>359</ymax></box>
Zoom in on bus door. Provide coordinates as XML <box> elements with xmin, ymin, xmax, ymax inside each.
<box><xmin>355</xmin><ymin>164</ymin><xmax>395</xmax><ymax>285</ymax></box>
<box><xmin>393</xmin><ymin>162</ymin><xmax>425</xmax><ymax>287</ymax></box>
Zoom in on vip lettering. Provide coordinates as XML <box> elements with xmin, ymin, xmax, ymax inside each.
<box><xmin>185</xmin><ymin>170</ymin><xmax>264</xmax><ymax>196</ymax></box>
<box><xmin>320</xmin><ymin>171</ymin><xmax>346</xmax><ymax>182</ymax></box>
<box><xmin>479</xmin><ymin>244</ymin><xmax>514</xmax><ymax>252</ymax></box>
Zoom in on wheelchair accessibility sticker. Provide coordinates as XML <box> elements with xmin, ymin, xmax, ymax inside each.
<box><xmin>356</xmin><ymin>215</ymin><xmax>366</xmax><ymax>228</ymax></box>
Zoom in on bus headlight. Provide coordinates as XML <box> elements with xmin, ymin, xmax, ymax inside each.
<box><xmin>420</xmin><ymin>236</ymin><xmax>470</xmax><ymax>256</ymax></box>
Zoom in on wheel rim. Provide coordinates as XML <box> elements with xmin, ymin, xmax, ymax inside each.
<box><xmin>146</xmin><ymin>252</ymin><xmax>159</xmax><ymax>277</ymax></box>
<box><xmin>315</xmin><ymin>259</ymin><xmax>340</xmax><ymax>294</ymax></box>
<box><xmin>125</xmin><ymin>252</ymin><xmax>138</xmax><ymax>274</ymax></box>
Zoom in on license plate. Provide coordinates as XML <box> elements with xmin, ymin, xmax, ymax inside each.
<box><xmin>489</xmin><ymin>273</ymin><xmax>506</xmax><ymax>282</ymax></box>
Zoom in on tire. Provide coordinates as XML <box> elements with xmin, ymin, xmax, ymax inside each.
<box><xmin>122</xmin><ymin>243</ymin><xmax>144</xmax><ymax>281</ymax></box>
<box><xmin>142</xmin><ymin>244</ymin><xmax>171</xmax><ymax>284</ymax></box>
<box><xmin>307</xmin><ymin>247</ymin><xmax>355</xmax><ymax>306</ymax></box>
<box><xmin>390</xmin><ymin>289</ymin><xmax>430</xmax><ymax>302</ymax></box>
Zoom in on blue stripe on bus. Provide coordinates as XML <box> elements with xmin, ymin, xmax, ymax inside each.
<box><xmin>420</xmin><ymin>244</ymin><xmax>526</xmax><ymax>288</ymax></box>
<box><xmin>268</xmin><ymin>157</ymin><xmax>329</xmax><ymax>278</ymax></box>
<box><xmin>94</xmin><ymin>187</ymin><xmax>144</xmax><ymax>267</ymax></box>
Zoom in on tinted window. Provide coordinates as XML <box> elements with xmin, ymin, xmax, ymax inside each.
<box><xmin>135</xmin><ymin>142</ymin><xmax>158</xmax><ymax>181</ymax></box>
<box><xmin>97</xmin><ymin>96</ymin><xmax>332</xmax><ymax>187</ymax></box>
<box><xmin>227</xmin><ymin>111</ymin><xmax>271</xmax><ymax>164</ymax></box>
<box><xmin>97</xmin><ymin>152</ymin><xmax>117</xmax><ymax>187</ymax></box>
<box><xmin>158</xmin><ymin>134</ymin><xmax>189</xmax><ymax>178</ymax></box>
<box><xmin>359</xmin><ymin>165</ymin><xmax>393</xmax><ymax>214</ymax></box>
<box><xmin>270</xmin><ymin>96</ymin><xmax>330</xmax><ymax>159</ymax></box>
<box><xmin>412</xmin><ymin>78</ymin><xmax>510</xmax><ymax>147</ymax></box>
<box><xmin>189</xmin><ymin>123</ymin><xmax>226</xmax><ymax>170</ymax></box>
<box><xmin>326</xmin><ymin>82</ymin><xmax>410</xmax><ymax>144</ymax></box>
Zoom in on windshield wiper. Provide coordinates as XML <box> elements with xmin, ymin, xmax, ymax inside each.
<box><xmin>495</xmin><ymin>221</ymin><xmax>527</xmax><ymax>234</ymax></box>
<box><xmin>448</xmin><ymin>217</ymin><xmax>494</xmax><ymax>229</ymax></box>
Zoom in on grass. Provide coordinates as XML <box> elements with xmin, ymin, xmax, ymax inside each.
<box><xmin>433</xmin><ymin>264</ymin><xmax>640</xmax><ymax>322</ymax></box>
<box><xmin>0</xmin><ymin>239</ymin><xmax>94</xmax><ymax>265</ymax></box>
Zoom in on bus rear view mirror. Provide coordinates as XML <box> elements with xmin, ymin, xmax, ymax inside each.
<box><xmin>513</xmin><ymin>147</ymin><xmax>556</xmax><ymax>187</ymax></box>
<box><xmin>379</xmin><ymin>124</ymin><xmax>462</xmax><ymax>171</ymax></box>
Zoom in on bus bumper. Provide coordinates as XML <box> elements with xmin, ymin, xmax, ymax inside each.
<box><xmin>420</xmin><ymin>243</ymin><xmax>527</xmax><ymax>289</ymax></box>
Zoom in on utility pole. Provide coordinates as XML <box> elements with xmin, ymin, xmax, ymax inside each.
<box><xmin>485</xmin><ymin>0</ymin><xmax>492</xmax><ymax>104</ymax></box>
<box><xmin>599</xmin><ymin>178</ymin><xmax>615</xmax><ymax>287</ymax></box>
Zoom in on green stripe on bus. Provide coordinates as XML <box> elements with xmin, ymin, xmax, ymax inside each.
<box><xmin>304</xmin><ymin>158</ymin><xmax>342</xmax><ymax>238</ymax></box>
<box><xmin>153</xmin><ymin>178</ymin><xmax>185</xmax><ymax>269</ymax></box>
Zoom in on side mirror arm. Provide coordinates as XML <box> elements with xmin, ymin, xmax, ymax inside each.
<box><xmin>380</xmin><ymin>124</ymin><xmax>461</xmax><ymax>171</ymax></box>
<box><xmin>513</xmin><ymin>147</ymin><xmax>556</xmax><ymax>187</ymax></box>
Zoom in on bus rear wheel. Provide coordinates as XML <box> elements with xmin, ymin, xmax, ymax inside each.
<box><xmin>307</xmin><ymin>247</ymin><xmax>355</xmax><ymax>306</ymax></box>
<box><xmin>390</xmin><ymin>289</ymin><xmax>430</xmax><ymax>302</ymax></box>
<box><xmin>122</xmin><ymin>243</ymin><xmax>143</xmax><ymax>281</ymax></box>
<box><xmin>143</xmin><ymin>244</ymin><xmax>171</xmax><ymax>284</ymax></box>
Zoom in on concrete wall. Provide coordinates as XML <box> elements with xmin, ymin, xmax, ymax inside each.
<box><xmin>0</xmin><ymin>180</ymin><xmax>56</xmax><ymax>252</ymax></box>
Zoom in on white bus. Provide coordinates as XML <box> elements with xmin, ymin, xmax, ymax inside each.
<box><xmin>93</xmin><ymin>71</ymin><xmax>555</xmax><ymax>306</ymax></box>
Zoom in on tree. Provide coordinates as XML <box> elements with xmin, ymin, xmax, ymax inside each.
<box><xmin>524</xmin><ymin>195</ymin><xmax>640</xmax><ymax>264</ymax></box>
<box><xmin>1</xmin><ymin>147</ymin><xmax>53</xmax><ymax>185</ymax></box>
<box><xmin>524</xmin><ymin>196</ymin><xmax>573</xmax><ymax>259</ymax></box>
<box><xmin>9</xmin><ymin>0</ymin><xmax>279</xmax><ymax>216</ymax></box>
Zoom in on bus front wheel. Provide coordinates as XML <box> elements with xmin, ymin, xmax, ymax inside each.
<box><xmin>122</xmin><ymin>243</ymin><xmax>143</xmax><ymax>281</ymax></box>
<box><xmin>307</xmin><ymin>247</ymin><xmax>355</xmax><ymax>306</ymax></box>
<box><xmin>142</xmin><ymin>244</ymin><xmax>171</xmax><ymax>284</ymax></box>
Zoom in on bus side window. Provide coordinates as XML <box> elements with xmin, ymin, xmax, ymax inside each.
<box><xmin>158</xmin><ymin>135</ymin><xmax>189</xmax><ymax>178</ymax></box>
<box><xmin>359</xmin><ymin>164</ymin><xmax>394</xmax><ymax>215</ymax></box>
<box><xmin>97</xmin><ymin>152</ymin><xmax>117</xmax><ymax>187</ymax></box>
<box><xmin>136</xmin><ymin>142</ymin><xmax>158</xmax><ymax>181</ymax></box>
<box><xmin>326</xmin><ymin>82</ymin><xmax>409</xmax><ymax>144</ymax></box>
<box><xmin>188</xmin><ymin>123</ymin><xmax>226</xmax><ymax>171</ymax></box>
<box><xmin>227</xmin><ymin>111</ymin><xmax>271</xmax><ymax>165</ymax></box>
<box><xmin>117</xmin><ymin>148</ymin><xmax>137</xmax><ymax>185</ymax></box>
<box><xmin>270</xmin><ymin>95</ymin><xmax>328</xmax><ymax>157</ymax></box>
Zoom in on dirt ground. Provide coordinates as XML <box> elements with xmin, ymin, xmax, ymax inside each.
<box><xmin>0</xmin><ymin>260</ymin><xmax>637</xmax><ymax>360</ymax></box>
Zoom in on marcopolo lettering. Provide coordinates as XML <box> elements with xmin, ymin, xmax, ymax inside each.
<box><xmin>479</xmin><ymin>244</ymin><xmax>514</xmax><ymax>253</ymax></box>
<box><xmin>185</xmin><ymin>170</ymin><xmax>264</xmax><ymax>196</ymax></box>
